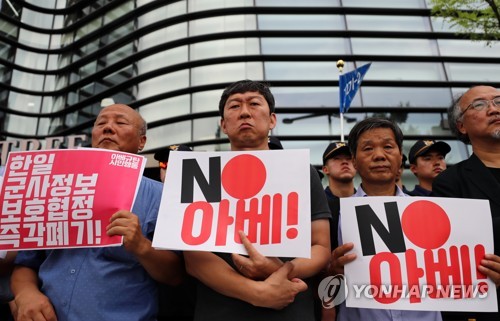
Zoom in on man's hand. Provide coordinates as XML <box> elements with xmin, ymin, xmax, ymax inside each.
<box><xmin>14</xmin><ymin>289</ymin><xmax>57</xmax><ymax>321</ymax></box>
<box><xmin>252</xmin><ymin>261</ymin><xmax>307</xmax><ymax>310</ymax></box>
<box><xmin>479</xmin><ymin>253</ymin><xmax>500</xmax><ymax>287</ymax></box>
<box><xmin>328</xmin><ymin>242</ymin><xmax>356</xmax><ymax>276</ymax></box>
<box><xmin>106</xmin><ymin>210</ymin><xmax>148</xmax><ymax>256</ymax></box>
<box><xmin>232</xmin><ymin>231</ymin><xmax>283</xmax><ymax>280</ymax></box>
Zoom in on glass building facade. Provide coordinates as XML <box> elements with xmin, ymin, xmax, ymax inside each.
<box><xmin>1</xmin><ymin>0</ymin><xmax>499</xmax><ymax>183</ymax></box>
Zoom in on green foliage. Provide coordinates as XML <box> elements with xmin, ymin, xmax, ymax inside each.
<box><xmin>430</xmin><ymin>0</ymin><xmax>500</xmax><ymax>45</ymax></box>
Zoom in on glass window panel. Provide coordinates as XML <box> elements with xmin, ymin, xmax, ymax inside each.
<box><xmin>261</xmin><ymin>38</ymin><xmax>350</xmax><ymax>55</ymax></box>
<box><xmin>104</xmin><ymin>1</ymin><xmax>133</xmax><ymax>24</ymax></box>
<box><xmin>271</xmin><ymin>87</ymin><xmax>339</xmax><ymax>108</ymax></box>
<box><xmin>0</xmin><ymin>19</ymin><xmax>18</xmax><ymax>39</ymax></box>
<box><xmin>5</xmin><ymin>114</ymin><xmax>38</xmax><ymax>135</ymax></box>
<box><xmin>191</xmin><ymin>62</ymin><xmax>264</xmax><ymax>86</ymax></box>
<box><xmin>366</xmin><ymin>62</ymin><xmax>447</xmax><ymax>81</ymax></box>
<box><xmin>189</xmin><ymin>15</ymin><xmax>257</xmax><ymax>36</ymax></box>
<box><xmin>256</xmin><ymin>0</ymin><xmax>340</xmax><ymax>6</ymax></box>
<box><xmin>74</xmin><ymin>17</ymin><xmax>102</xmax><ymax>41</ymax></box>
<box><xmin>105</xmin><ymin>42</ymin><xmax>135</xmax><ymax>66</ymax></box>
<box><xmin>361</xmin><ymin>87</ymin><xmax>452</xmax><ymax>108</ymax></box>
<box><xmin>438</xmin><ymin>40</ymin><xmax>500</xmax><ymax>57</ymax></box>
<box><xmin>352</xmin><ymin>38</ymin><xmax>438</xmax><ymax>56</ymax></box>
<box><xmin>139</xmin><ymin>95</ymin><xmax>191</xmax><ymax>122</ymax></box>
<box><xmin>190</xmin><ymin>38</ymin><xmax>260</xmax><ymax>60</ymax></box>
<box><xmin>0</xmin><ymin>42</ymin><xmax>12</xmax><ymax>60</ymax></box>
<box><xmin>342</xmin><ymin>0</ymin><xmax>427</xmax><ymax>8</ymax></box>
<box><xmin>18</xmin><ymin>29</ymin><xmax>51</xmax><ymax>48</ymax></box>
<box><xmin>144</xmin><ymin>121</ymin><xmax>192</xmax><ymax>152</ymax></box>
<box><xmin>192</xmin><ymin>90</ymin><xmax>221</xmax><ymax>113</ymax></box>
<box><xmin>265</xmin><ymin>62</ymin><xmax>338</xmax><ymax>80</ymax></box>
<box><xmin>347</xmin><ymin>15</ymin><xmax>431</xmax><ymax>32</ymax></box>
<box><xmin>193</xmin><ymin>117</ymin><xmax>221</xmax><ymax>141</ymax></box>
<box><xmin>189</xmin><ymin>0</ymin><xmax>253</xmax><ymax>11</ymax></box>
<box><xmin>21</xmin><ymin>7</ymin><xmax>55</xmax><ymax>29</ymax></box>
<box><xmin>430</xmin><ymin>17</ymin><xmax>460</xmax><ymax>33</ymax></box>
<box><xmin>138</xmin><ymin>46</ymin><xmax>188</xmax><ymax>74</ymax></box>
<box><xmin>258</xmin><ymin>15</ymin><xmax>344</xmax><ymax>30</ymax></box>
<box><xmin>10</xmin><ymin>70</ymin><xmax>46</xmax><ymax>91</ymax></box>
<box><xmin>137</xmin><ymin>70</ymin><xmax>189</xmax><ymax>101</ymax></box>
<box><xmin>445</xmin><ymin>63</ymin><xmax>500</xmax><ymax>82</ymax></box>
<box><xmin>138</xmin><ymin>23</ymin><xmax>188</xmax><ymax>51</ymax></box>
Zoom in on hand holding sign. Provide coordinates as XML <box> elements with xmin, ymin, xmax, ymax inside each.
<box><xmin>329</xmin><ymin>242</ymin><xmax>356</xmax><ymax>276</ymax></box>
<box><xmin>479</xmin><ymin>254</ymin><xmax>500</xmax><ymax>288</ymax></box>
<box><xmin>107</xmin><ymin>210</ymin><xmax>147</xmax><ymax>255</ymax></box>
<box><xmin>231</xmin><ymin>231</ymin><xmax>284</xmax><ymax>280</ymax></box>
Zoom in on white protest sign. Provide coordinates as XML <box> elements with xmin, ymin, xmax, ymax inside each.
<box><xmin>153</xmin><ymin>150</ymin><xmax>312</xmax><ymax>258</ymax></box>
<box><xmin>341</xmin><ymin>196</ymin><xmax>497</xmax><ymax>312</ymax></box>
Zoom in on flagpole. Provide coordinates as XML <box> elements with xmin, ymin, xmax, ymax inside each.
<box><xmin>337</xmin><ymin>59</ymin><xmax>345</xmax><ymax>142</ymax></box>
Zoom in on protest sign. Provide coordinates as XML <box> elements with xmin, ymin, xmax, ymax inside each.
<box><xmin>0</xmin><ymin>148</ymin><xmax>145</xmax><ymax>250</ymax></box>
<box><xmin>153</xmin><ymin>150</ymin><xmax>312</xmax><ymax>258</ymax></box>
<box><xmin>340</xmin><ymin>196</ymin><xmax>497</xmax><ymax>312</ymax></box>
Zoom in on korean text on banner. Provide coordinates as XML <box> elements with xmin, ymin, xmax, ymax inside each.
<box><xmin>153</xmin><ymin>150</ymin><xmax>312</xmax><ymax>258</ymax></box>
<box><xmin>0</xmin><ymin>148</ymin><xmax>145</xmax><ymax>251</ymax></box>
<box><xmin>339</xmin><ymin>62</ymin><xmax>371</xmax><ymax>113</ymax></box>
<box><xmin>340</xmin><ymin>196</ymin><xmax>497</xmax><ymax>312</ymax></box>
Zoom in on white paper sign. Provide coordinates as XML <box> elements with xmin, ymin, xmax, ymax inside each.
<box><xmin>153</xmin><ymin>150</ymin><xmax>312</xmax><ymax>258</ymax></box>
<box><xmin>341</xmin><ymin>196</ymin><xmax>497</xmax><ymax>312</ymax></box>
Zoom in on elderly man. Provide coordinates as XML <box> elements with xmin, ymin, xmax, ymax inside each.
<box><xmin>11</xmin><ymin>104</ymin><xmax>183</xmax><ymax>321</ymax></box>
<box><xmin>433</xmin><ymin>85</ymin><xmax>500</xmax><ymax>321</ymax></box>
<box><xmin>184</xmin><ymin>80</ymin><xmax>331</xmax><ymax>321</ymax></box>
<box><xmin>330</xmin><ymin>117</ymin><xmax>441</xmax><ymax>321</ymax></box>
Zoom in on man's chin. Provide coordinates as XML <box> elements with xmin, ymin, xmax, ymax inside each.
<box><xmin>97</xmin><ymin>142</ymin><xmax>120</xmax><ymax>151</ymax></box>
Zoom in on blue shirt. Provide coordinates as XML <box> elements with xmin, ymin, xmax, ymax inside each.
<box><xmin>337</xmin><ymin>185</ymin><xmax>442</xmax><ymax>321</ymax></box>
<box><xmin>15</xmin><ymin>176</ymin><xmax>163</xmax><ymax>321</ymax></box>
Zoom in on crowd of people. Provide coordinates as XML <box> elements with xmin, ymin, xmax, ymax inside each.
<box><xmin>0</xmin><ymin>81</ymin><xmax>500</xmax><ymax>321</ymax></box>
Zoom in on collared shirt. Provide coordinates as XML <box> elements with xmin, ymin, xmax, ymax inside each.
<box><xmin>337</xmin><ymin>185</ymin><xmax>442</xmax><ymax>321</ymax></box>
<box><xmin>15</xmin><ymin>176</ymin><xmax>163</xmax><ymax>321</ymax></box>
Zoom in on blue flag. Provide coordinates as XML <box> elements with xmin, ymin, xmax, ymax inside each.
<box><xmin>339</xmin><ymin>63</ymin><xmax>371</xmax><ymax>113</ymax></box>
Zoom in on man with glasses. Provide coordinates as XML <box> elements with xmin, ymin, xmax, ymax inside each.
<box><xmin>433</xmin><ymin>85</ymin><xmax>500</xmax><ymax>321</ymax></box>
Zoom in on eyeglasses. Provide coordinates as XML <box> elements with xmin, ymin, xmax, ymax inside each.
<box><xmin>159</xmin><ymin>161</ymin><xmax>167</xmax><ymax>169</ymax></box>
<box><xmin>460</xmin><ymin>97</ymin><xmax>500</xmax><ymax>117</ymax></box>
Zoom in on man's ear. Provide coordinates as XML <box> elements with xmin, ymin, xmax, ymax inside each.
<box><xmin>269</xmin><ymin>113</ymin><xmax>277</xmax><ymax>130</ymax></box>
<box><xmin>220</xmin><ymin>118</ymin><xmax>227</xmax><ymax>134</ymax></box>
<box><xmin>457</xmin><ymin>120</ymin><xmax>467</xmax><ymax>136</ymax></box>
<box><xmin>322</xmin><ymin>165</ymin><xmax>329</xmax><ymax>175</ymax></box>
<box><xmin>138</xmin><ymin>135</ymin><xmax>147</xmax><ymax>152</ymax></box>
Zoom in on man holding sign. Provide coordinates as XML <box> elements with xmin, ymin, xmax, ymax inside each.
<box><xmin>11</xmin><ymin>104</ymin><xmax>183</xmax><ymax>321</ymax></box>
<box><xmin>330</xmin><ymin>117</ymin><xmax>441</xmax><ymax>321</ymax></box>
<box><xmin>184</xmin><ymin>80</ymin><xmax>331</xmax><ymax>320</ymax></box>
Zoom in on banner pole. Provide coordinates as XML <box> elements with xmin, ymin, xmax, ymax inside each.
<box><xmin>337</xmin><ymin>59</ymin><xmax>345</xmax><ymax>142</ymax></box>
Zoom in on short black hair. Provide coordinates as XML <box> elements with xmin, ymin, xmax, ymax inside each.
<box><xmin>218</xmin><ymin>80</ymin><xmax>275</xmax><ymax>118</ymax></box>
<box><xmin>348</xmin><ymin>117</ymin><xmax>403</xmax><ymax>158</ymax></box>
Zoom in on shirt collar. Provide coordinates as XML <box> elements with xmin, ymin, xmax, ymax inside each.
<box><xmin>353</xmin><ymin>184</ymin><xmax>407</xmax><ymax>197</ymax></box>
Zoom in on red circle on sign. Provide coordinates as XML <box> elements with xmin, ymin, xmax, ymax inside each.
<box><xmin>221</xmin><ymin>154</ymin><xmax>266</xmax><ymax>199</ymax></box>
<box><xmin>401</xmin><ymin>200</ymin><xmax>451</xmax><ymax>249</ymax></box>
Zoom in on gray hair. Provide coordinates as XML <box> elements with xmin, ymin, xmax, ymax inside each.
<box><xmin>448</xmin><ymin>92</ymin><xmax>469</xmax><ymax>144</ymax></box>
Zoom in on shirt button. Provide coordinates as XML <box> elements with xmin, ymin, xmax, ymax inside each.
<box><xmin>70</xmin><ymin>269</ymin><xmax>76</xmax><ymax>274</ymax></box>
<box><xmin>62</xmin><ymin>301</ymin><xmax>67</xmax><ymax>306</ymax></box>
